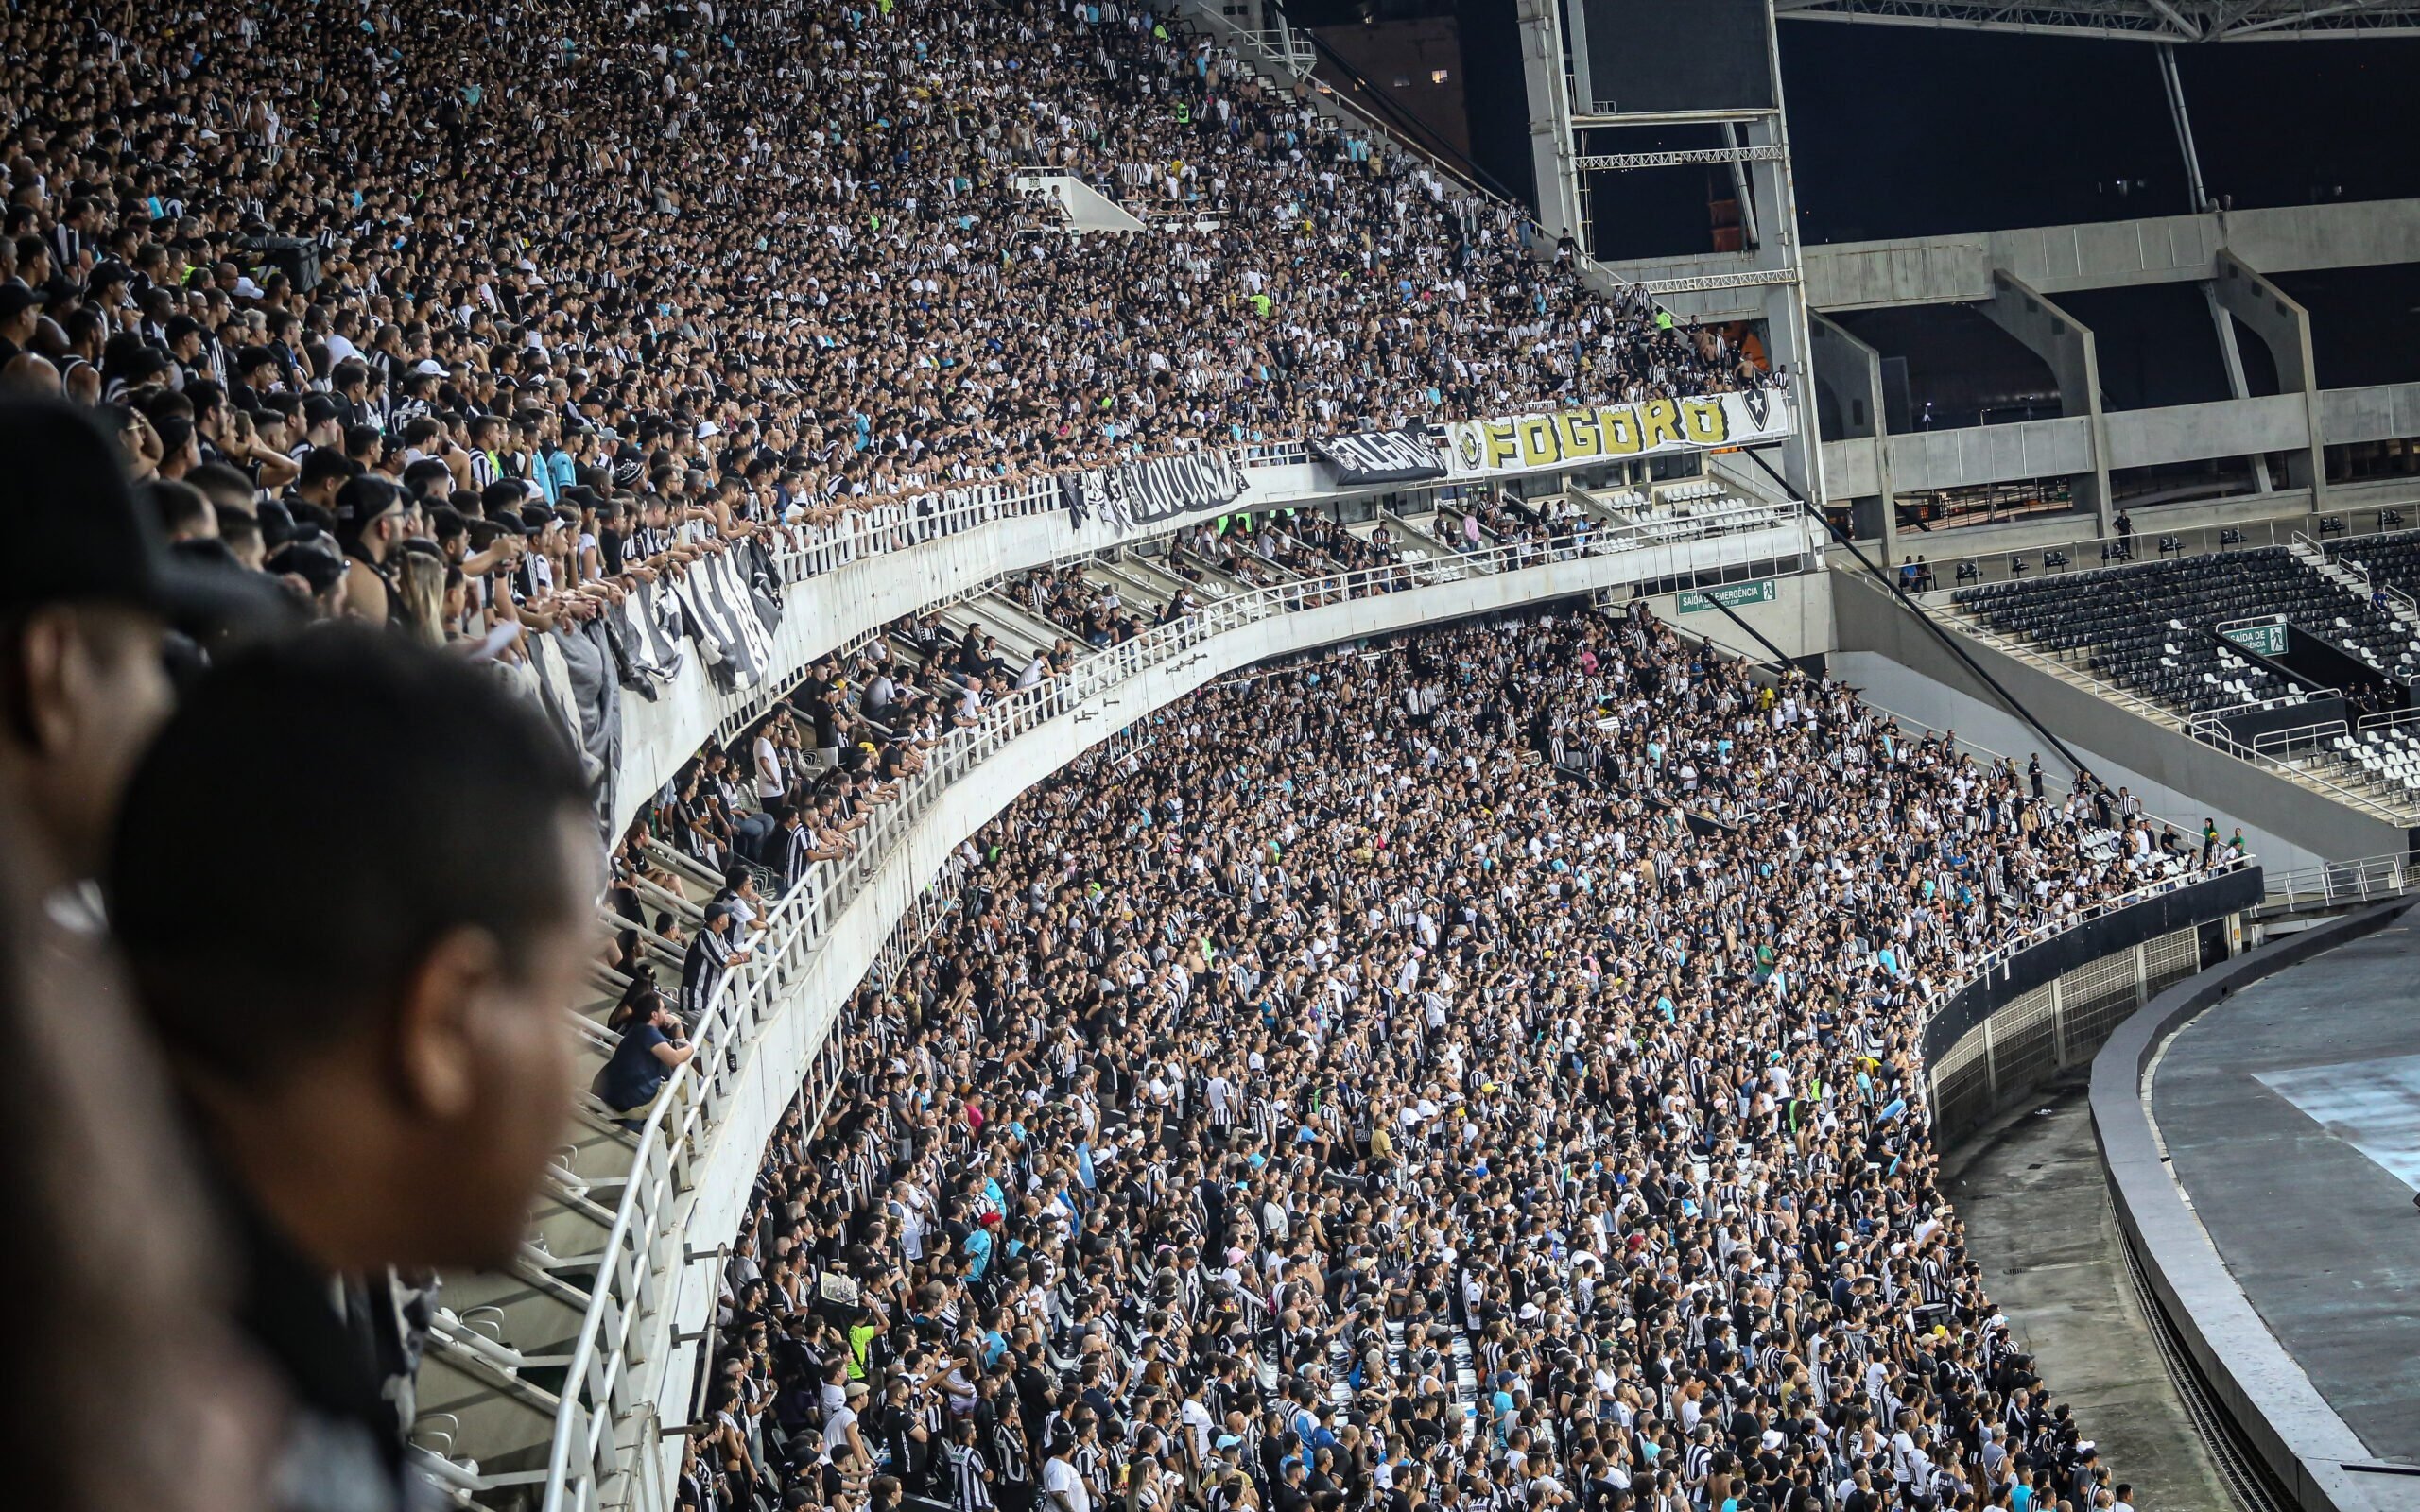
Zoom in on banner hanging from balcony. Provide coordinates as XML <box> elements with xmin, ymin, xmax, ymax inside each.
<box><xmin>1059</xmin><ymin>449</ymin><xmax>1246</xmax><ymax>532</ymax></box>
<box><xmin>1310</xmin><ymin>428</ymin><xmax>1449</xmax><ymax>487</ymax></box>
<box><xmin>1439</xmin><ymin>389</ymin><xmax>1791</xmax><ymax>482</ymax></box>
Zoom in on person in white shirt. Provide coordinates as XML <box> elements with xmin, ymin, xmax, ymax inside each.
<box><xmin>1043</xmin><ymin>1435</ymin><xmax>1090</xmax><ymax>1512</ymax></box>
<box><xmin>824</xmin><ymin>1380</ymin><xmax>870</xmax><ymax>1469</ymax></box>
<box><xmin>753</xmin><ymin>729</ymin><xmax>785</xmax><ymax>803</ymax></box>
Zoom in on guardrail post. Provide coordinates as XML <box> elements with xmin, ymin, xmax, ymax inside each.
<box><xmin>2048</xmin><ymin>974</ymin><xmax>2067</xmax><ymax>1069</ymax></box>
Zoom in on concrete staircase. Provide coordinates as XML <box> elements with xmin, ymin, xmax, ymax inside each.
<box><xmin>1010</xmin><ymin>171</ymin><xmax>1147</xmax><ymax>234</ymax></box>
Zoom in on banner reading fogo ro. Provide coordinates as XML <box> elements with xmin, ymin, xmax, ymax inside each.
<box><xmin>1440</xmin><ymin>387</ymin><xmax>1791</xmax><ymax>481</ymax></box>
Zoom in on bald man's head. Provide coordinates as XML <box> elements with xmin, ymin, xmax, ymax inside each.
<box><xmin>1</xmin><ymin>352</ymin><xmax>60</xmax><ymax>396</ymax></box>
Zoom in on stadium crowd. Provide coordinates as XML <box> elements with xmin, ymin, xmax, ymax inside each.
<box><xmin>654</xmin><ymin>609</ymin><xmax>2227</xmax><ymax>1512</ymax></box>
<box><xmin>0</xmin><ymin>0</ymin><xmax>1770</xmax><ymax>575</ymax></box>
<box><xmin>0</xmin><ymin>1</ymin><xmax>2230</xmax><ymax>1510</ymax></box>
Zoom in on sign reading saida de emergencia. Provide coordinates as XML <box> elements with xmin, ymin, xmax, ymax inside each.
<box><xmin>2219</xmin><ymin>618</ymin><xmax>2288</xmax><ymax>657</ymax></box>
<box><xmin>1677</xmin><ymin>579</ymin><xmax>1778</xmax><ymax>614</ymax></box>
<box><xmin>1440</xmin><ymin>388</ymin><xmax>1792</xmax><ymax>480</ymax></box>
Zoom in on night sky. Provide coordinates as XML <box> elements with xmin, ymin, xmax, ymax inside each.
<box><xmin>1289</xmin><ymin>5</ymin><xmax>2420</xmax><ymax>252</ymax></box>
<box><xmin>1340</xmin><ymin>5</ymin><xmax>2420</xmax><ymax>405</ymax></box>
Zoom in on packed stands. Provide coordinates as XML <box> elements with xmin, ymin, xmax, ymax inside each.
<box><xmin>630</xmin><ymin>610</ymin><xmax>2237</xmax><ymax>1512</ymax></box>
<box><xmin>0</xmin><ymin>2</ymin><xmax>2245</xmax><ymax>1512</ymax></box>
<box><xmin>4</xmin><ymin>0</ymin><xmax>1767</xmax><ymax>535</ymax></box>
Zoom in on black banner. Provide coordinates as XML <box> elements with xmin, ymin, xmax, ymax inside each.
<box><xmin>1921</xmin><ymin>867</ymin><xmax>2263</xmax><ymax>1068</ymax></box>
<box><xmin>1310</xmin><ymin>429</ymin><xmax>1447</xmax><ymax>487</ymax></box>
<box><xmin>1061</xmin><ymin>449</ymin><xmax>1246</xmax><ymax>532</ymax></box>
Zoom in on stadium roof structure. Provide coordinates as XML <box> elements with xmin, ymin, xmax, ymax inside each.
<box><xmin>1772</xmin><ymin>0</ymin><xmax>2420</xmax><ymax>40</ymax></box>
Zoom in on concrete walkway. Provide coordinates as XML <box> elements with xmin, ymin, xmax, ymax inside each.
<box><xmin>1951</xmin><ymin>1085</ymin><xmax>2237</xmax><ymax>1511</ymax></box>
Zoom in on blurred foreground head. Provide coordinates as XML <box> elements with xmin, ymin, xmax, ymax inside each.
<box><xmin>109</xmin><ymin>627</ymin><xmax>599</xmax><ymax>1272</ymax></box>
<box><xmin>0</xmin><ymin>396</ymin><xmax>283</xmax><ymax>876</ymax></box>
<box><xmin>0</xmin><ymin>782</ymin><xmax>276</xmax><ymax>1509</ymax></box>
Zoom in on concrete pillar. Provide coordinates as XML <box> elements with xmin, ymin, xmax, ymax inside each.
<box><xmin>1979</xmin><ymin>268</ymin><xmax>2112</xmax><ymax>534</ymax></box>
<box><xmin>1810</xmin><ymin>313</ymin><xmax>1895</xmax><ymax>558</ymax></box>
<box><xmin>1515</xmin><ymin>0</ymin><xmax>1583</xmax><ymax>243</ymax></box>
<box><xmin>2213</xmin><ymin>249</ymin><xmax>2327</xmax><ymax>502</ymax></box>
<box><xmin>2202</xmin><ymin>285</ymin><xmax>2273</xmax><ymax>495</ymax></box>
<box><xmin>1737</xmin><ymin>108</ymin><xmax>1825</xmax><ymax>511</ymax></box>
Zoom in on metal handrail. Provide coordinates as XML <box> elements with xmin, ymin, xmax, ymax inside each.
<box><xmin>534</xmin><ymin>507</ymin><xmax>1821</xmax><ymax>1512</ymax></box>
<box><xmin>1952</xmin><ymin>854</ymin><xmax>2256</xmax><ymax>992</ymax></box>
<box><xmin>2258</xmin><ymin>851</ymin><xmax>2413</xmax><ymax>913</ymax></box>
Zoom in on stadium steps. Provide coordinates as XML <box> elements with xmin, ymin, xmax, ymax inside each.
<box><xmin>922</xmin><ymin>598</ymin><xmax>1043</xmax><ymax>668</ymax></box>
<box><xmin>1146</xmin><ymin>541</ymin><xmax>1247</xmax><ymax>600</ymax></box>
<box><xmin>1374</xmin><ymin>531</ymin><xmax>1470</xmax><ymax>584</ymax></box>
<box><xmin>963</xmin><ymin>590</ymin><xmax>1074</xmax><ymax>659</ymax></box>
<box><xmin>1008</xmin><ymin>171</ymin><xmax>1148</xmax><ymax>234</ymax></box>
<box><xmin>1389</xmin><ymin>507</ymin><xmax>1499</xmax><ymax>572</ymax></box>
<box><xmin>410</xmin><ymin>853</ymin><xmax>719</xmax><ymax>1491</ymax></box>
<box><xmin>1080</xmin><ymin>558</ymin><xmax>1178</xmax><ymax>615</ymax></box>
<box><xmin>1103</xmin><ymin>548</ymin><xmax>1209</xmax><ymax>604</ymax></box>
<box><xmin>1347</xmin><ymin>518</ymin><xmax>1462</xmax><ymax>584</ymax></box>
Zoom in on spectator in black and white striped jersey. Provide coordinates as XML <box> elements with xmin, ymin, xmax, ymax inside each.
<box><xmin>944</xmin><ymin>1418</ymin><xmax>997</xmax><ymax>1512</ymax></box>
<box><xmin>681</xmin><ymin>900</ymin><xmax>749</xmax><ymax>1022</ymax></box>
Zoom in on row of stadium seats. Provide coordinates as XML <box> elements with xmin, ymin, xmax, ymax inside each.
<box><xmin>1952</xmin><ymin>548</ymin><xmax>2415</xmax><ymax>716</ymax></box>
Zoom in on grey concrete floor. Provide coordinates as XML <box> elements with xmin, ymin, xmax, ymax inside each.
<box><xmin>2150</xmin><ymin>926</ymin><xmax>2420</xmax><ymax>1466</ymax></box>
<box><xmin>1952</xmin><ymin>1085</ymin><xmax>2238</xmax><ymax>1511</ymax></box>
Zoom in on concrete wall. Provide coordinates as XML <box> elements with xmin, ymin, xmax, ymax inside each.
<box><xmin>1832</xmin><ymin>379</ymin><xmax>2420</xmax><ymax>502</ymax></box>
<box><xmin>2321</xmin><ymin>381</ymin><xmax>2420</xmax><ymax>450</ymax></box>
<box><xmin>1636</xmin><ymin>567</ymin><xmax>1834</xmax><ymax>664</ymax></box>
<box><xmin>2105</xmin><ymin>392</ymin><xmax>2310</xmax><ymax>471</ymax></box>
<box><xmin>1829</xmin><ymin>568</ymin><xmax>2411</xmax><ymax>866</ymax></box>
<box><xmin>1879</xmin><ymin>415</ymin><xmax>2094</xmax><ymax>493</ymax></box>
<box><xmin>1805</xmin><ymin>198</ymin><xmax>2420</xmax><ymax>309</ymax></box>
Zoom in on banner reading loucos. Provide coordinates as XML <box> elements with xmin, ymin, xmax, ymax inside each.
<box><xmin>1438</xmin><ymin>387</ymin><xmax>1792</xmax><ymax>482</ymax></box>
<box><xmin>1059</xmin><ymin>449</ymin><xmax>1246</xmax><ymax>532</ymax></box>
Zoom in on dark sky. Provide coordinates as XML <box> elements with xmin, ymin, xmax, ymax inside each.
<box><xmin>1422</xmin><ymin>6</ymin><xmax>2420</xmax><ymax>253</ymax></box>
<box><xmin>1778</xmin><ymin>25</ymin><xmax>2420</xmax><ymax>246</ymax></box>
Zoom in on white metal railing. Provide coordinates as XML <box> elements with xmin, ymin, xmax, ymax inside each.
<box><xmin>530</xmin><ymin>509</ymin><xmax>1818</xmax><ymax>1512</ymax></box>
<box><xmin>2258</xmin><ymin>851</ymin><xmax>2414</xmax><ymax>914</ymax></box>
<box><xmin>1920</xmin><ymin>512</ymin><xmax>2420</xmax><ymax>593</ymax></box>
<box><xmin>1950</xmin><ymin>856</ymin><xmax>2254</xmax><ymax>997</ymax></box>
<box><xmin>1178</xmin><ymin>0</ymin><xmax>1318</xmax><ymax>80</ymax></box>
<box><xmin>772</xmin><ymin>472</ymin><xmax>1062</xmax><ymax>583</ymax></box>
<box><xmin>2182</xmin><ymin>717</ymin><xmax>2420</xmax><ymax>823</ymax></box>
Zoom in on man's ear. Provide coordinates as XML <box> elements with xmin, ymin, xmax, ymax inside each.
<box><xmin>391</xmin><ymin>926</ymin><xmax>506</xmax><ymax>1120</ymax></box>
<box><xmin>2</xmin><ymin>608</ymin><xmax>78</xmax><ymax>750</ymax></box>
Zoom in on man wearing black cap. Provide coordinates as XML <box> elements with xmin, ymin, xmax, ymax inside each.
<box><xmin>337</xmin><ymin>473</ymin><xmax>406</xmax><ymax>627</ymax></box>
<box><xmin>0</xmin><ymin>396</ymin><xmax>263</xmax><ymax>877</ymax></box>
<box><xmin>0</xmin><ymin>280</ymin><xmax>44</xmax><ymax>369</ymax></box>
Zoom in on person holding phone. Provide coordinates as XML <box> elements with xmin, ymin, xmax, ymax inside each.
<box><xmin>596</xmin><ymin>988</ymin><xmax>693</xmax><ymax>1126</ymax></box>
